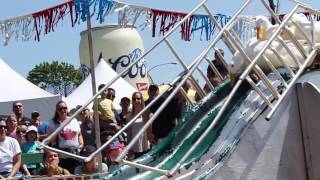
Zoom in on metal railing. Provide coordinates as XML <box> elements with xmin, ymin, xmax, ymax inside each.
<box><xmin>168</xmin><ymin>0</ymin><xmax>320</xmax><ymax>176</ymax></box>
<box><xmin>41</xmin><ymin>0</ymin><xmax>231</xmax><ymax>174</ymax></box>
<box><xmin>41</xmin><ymin>0</ymin><xmax>320</xmax><ymax>178</ymax></box>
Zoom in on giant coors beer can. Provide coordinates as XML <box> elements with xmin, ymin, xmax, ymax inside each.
<box><xmin>79</xmin><ymin>25</ymin><xmax>149</xmax><ymax>91</ymax></box>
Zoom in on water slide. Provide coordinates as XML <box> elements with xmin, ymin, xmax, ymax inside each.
<box><xmin>35</xmin><ymin>0</ymin><xmax>318</xmax><ymax>179</ymax></box>
<box><xmin>94</xmin><ymin>0</ymin><xmax>319</xmax><ymax>179</ymax></box>
<box><xmin>104</xmin><ymin>71</ymin><xmax>286</xmax><ymax>180</ymax></box>
<box><xmin>103</xmin><ymin>80</ymin><xmax>241</xmax><ymax>179</ymax></box>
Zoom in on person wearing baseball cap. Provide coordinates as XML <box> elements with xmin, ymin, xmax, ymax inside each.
<box><xmin>74</xmin><ymin>145</ymin><xmax>108</xmax><ymax>175</ymax></box>
<box><xmin>104</xmin><ymin>140</ymin><xmax>125</xmax><ymax>172</ymax></box>
<box><xmin>21</xmin><ymin>125</ymin><xmax>42</xmax><ymax>175</ymax></box>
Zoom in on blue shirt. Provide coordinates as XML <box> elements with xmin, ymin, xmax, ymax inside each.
<box><xmin>37</xmin><ymin>122</ymin><xmax>48</xmax><ymax>135</ymax></box>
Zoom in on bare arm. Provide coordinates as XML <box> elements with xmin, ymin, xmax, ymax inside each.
<box><xmin>47</xmin><ymin>127</ymin><xmax>58</xmax><ymax>146</ymax></box>
<box><xmin>8</xmin><ymin>153</ymin><xmax>21</xmax><ymax>178</ymax></box>
<box><xmin>78</xmin><ymin>131</ymin><xmax>84</xmax><ymax>150</ymax></box>
<box><xmin>20</xmin><ymin>164</ymin><xmax>31</xmax><ymax>176</ymax></box>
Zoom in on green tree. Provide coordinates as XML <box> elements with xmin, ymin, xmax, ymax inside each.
<box><xmin>27</xmin><ymin>61</ymin><xmax>82</xmax><ymax>96</ymax></box>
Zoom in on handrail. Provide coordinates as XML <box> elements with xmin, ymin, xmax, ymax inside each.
<box><xmin>40</xmin><ymin>0</ymin><xmax>320</xmax><ymax>178</ymax></box>
<box><xmin>42</xmin><ymin>0</ymin><xmax>228</xmax><ymax>173</ymax></box>
<box><xmin>41</xmin><ymin>0</ymin><xmax>211</xmax><ymax>161</ymax></box>
<box><xmin>266</xmin><ymin>49</ymin><xmax>318</xmax><ymax>120</ymax></box>
<box><xmin>117</xmin><ymin>0</ymin><xmax>253</xmax><ymax>169</ymax></box>
<box><xmin>168</xmin><ymin>1</ymin><xmax>318</xmax><ymax>176</ymax></box>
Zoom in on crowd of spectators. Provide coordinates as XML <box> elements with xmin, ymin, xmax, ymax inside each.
<box><xmin>0</xmin><ymin>53</ymin><xmax>228</xmax><ymax>178</ymax></box>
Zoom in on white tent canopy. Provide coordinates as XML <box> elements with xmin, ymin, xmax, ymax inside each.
<box><xmin>0</xmin><ymin>58</ymin><xmax>62</xmax><ymax>121</ymax></box>
<box><xmin>65</xmin><ymin>59</ymin><xmax>137</xmax><ymax>110</ymax></box>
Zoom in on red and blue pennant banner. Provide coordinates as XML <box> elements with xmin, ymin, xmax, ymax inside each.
<box><xmin>0</xmin><ymin>0</ymin><xmax>230</xmax><ymax>45</ymax></box>
<box><xmin>32</xmin><ymin>1</ymin><xmax>74</xmax><ymax>41</ymax></box>
<box><xmin>150</xmin><ymin>9</ymin><xmax>230</xmax><ymax>41</ymax></box>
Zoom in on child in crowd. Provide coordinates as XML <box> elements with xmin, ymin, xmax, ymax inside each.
<box><xmin>104</xmin><ymin>140</ymin><xmax>125</xmax><ymax>172</ymax></box>
<box><xmin>21</xmin><ymin>125</ymin><xmax>42</xmax><ymax>175</ymax></box>
<box><xmin>31</xmin><ymin>111</ymin><xmax>48</xmax><ymax>141</ymax></box>
<box><xmin>97</xmin><ymin>84</ymin><xmax>117</xmax><ymax>130</ymax></box>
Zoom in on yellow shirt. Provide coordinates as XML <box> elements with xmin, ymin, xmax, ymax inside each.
<box><xmin>98</xmin><ymin>97</ymin><xmax>115</xmax><ymax>120</ymax></box>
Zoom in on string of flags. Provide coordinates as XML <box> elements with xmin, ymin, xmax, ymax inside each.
<box><xmin>0</xmin><ymin>0</ymin><xmax>231</xmax><ymax>46</ymax></box>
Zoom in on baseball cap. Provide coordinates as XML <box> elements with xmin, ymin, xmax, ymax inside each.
<box><xmin>106</xmin><ymin>140</ymin><xmax>125</xmax><ymax>152</ymax></box>
<box><xmin>26</xmin><ymin>125</ymin><xmax>38</xmax><ymax>133</ymax></box>
<box><xmin>81</xmin><ymin>145</ymin><xmax>96</xmax><ymax>156</ymax></box>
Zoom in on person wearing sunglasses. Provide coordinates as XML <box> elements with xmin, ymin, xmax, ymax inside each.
<box><xmin>47</xmin><ymin>100</ymin><xmax>83</xmax><ymax>174</ymax></box>
<box><xmin>16</xmin><ymin>125</ymin><xmax>27</xmax><ymax>145</ymax></box>
<box><xmin>0</xmin><ymin>119</ymin><xmax>22</xmax><ymax>179</ymax></box>
<box><xmin>12</xmin><ymin>101</ymin><xmax>32</xmax><ymax>126</ymax></box>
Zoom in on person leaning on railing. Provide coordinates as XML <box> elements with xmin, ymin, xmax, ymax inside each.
<box><xmin>35</xmin><ymin>149</ymin><xmax>70</xmax><ymax>177</ymax></box>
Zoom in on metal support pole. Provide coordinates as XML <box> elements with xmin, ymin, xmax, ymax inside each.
<box><xmin>262</xmin><ymin>55</ymin><xmax>288</xmax><ymax>88</ymax></box>
<box><xmin>198</xmin><ymin>65</ymin><xmax>215</xmax><ymax>91</ymax></box>
<box><xmin>277</xmin><ymin>36</ymin><xmax>303</xmax><ymax>67</ymax></box>
<box><xmin>121</xmin><ymin>160</ymin><xmax>169</xmax><ymax>175</ymax></box>
<box><xmin>269</xmin><ymin>47</ymin><xmax>296</xmax><ymax>77</ymax></box>
<box><xmin>266</xmin><ymin>49</ymin><xmax>318</xmax><ymax>120</ymax></box>
<box><xmin>85</xmin><ymin>0</ymin><xmax>102</xmax><ymax>172</ymax></box>
<box><xmin>290</xmin><ymin>20</ymin><xmax>312</xmax><ymax>45</ymax></box>
<box><xmin>164</xmin><ymin>38</ymin><xmax>206</xmax><ymax>98</ymax></box>
<box><xmin>260</xmin><ymin>0</ymin><xmax>307</xmax><ymax>58</ymax></box>
<box><xmin>311</xmin><ymin>16</ymin><xmax>316</xmax><ymax>49</ymax></box>
<box><xmin>246</xmin><ymin>76</ymin><xmax>273</xmax><ymax>107</ymax></box>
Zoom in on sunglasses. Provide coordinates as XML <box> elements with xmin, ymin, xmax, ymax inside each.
<box><xmin>58</xmin><ymin>107</ymin><xmax>68</xmax><ymax>111</ymax></box>
<box><xmin>0</xmin><ymin>125</ymin><xmax>7</xmax><ymax>129</ymax></box>
<box><xmin>17</xmin><ymin>130</ymin><xmax>26</xmax><ymax>134</ymax></box>
<box><xmin>14</xmin><ymin>105</ymin><xmax>23</xmax><ymax>108</ymax></box>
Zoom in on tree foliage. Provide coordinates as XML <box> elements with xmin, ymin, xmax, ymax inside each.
<box><xmin>27</xmin><ymin>61</ymin><xmax>82</xmax><ymax>96</ymax></box>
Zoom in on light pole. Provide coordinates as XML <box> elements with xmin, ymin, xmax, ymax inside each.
<box><xmin>147</xmin><ymin>62</ymin><xmax>177</xmax><ymax>84</ymax></box>
<box><xmin>147</xmin><ymin>62</ymin><xmax>177</xmax><ymax>74</ymax></box>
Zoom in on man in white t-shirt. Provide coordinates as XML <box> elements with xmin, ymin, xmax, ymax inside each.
<box><xmin>0</xmin><ymin>118</ymin><xmax>22</xmax><ymax>179</ymax></box>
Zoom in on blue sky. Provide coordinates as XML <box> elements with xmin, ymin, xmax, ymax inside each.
<box><xmin>0</xmin><ymin>0</ymin><xmax>319</xmax><ymax>85</ymax></box>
